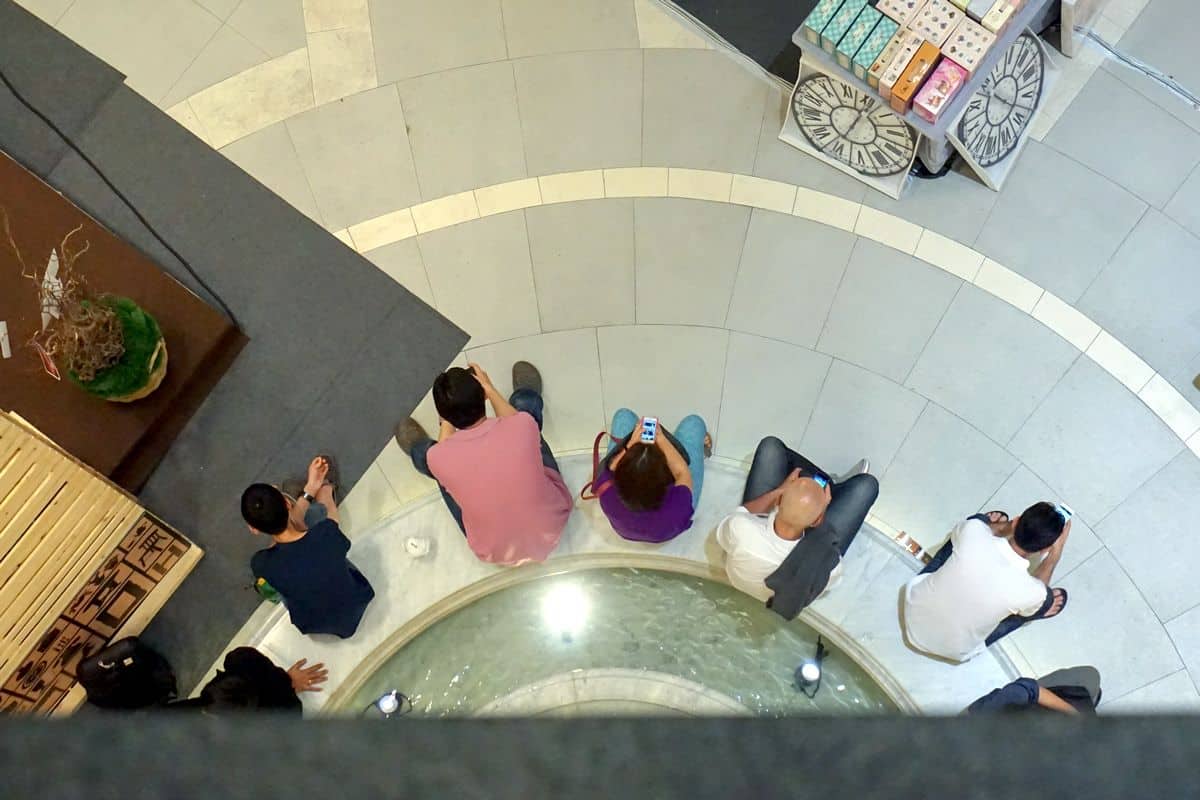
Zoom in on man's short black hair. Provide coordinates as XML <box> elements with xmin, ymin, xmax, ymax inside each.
<box><xmin>200</xmin><ymin>672</ymin><xmax>261</xmax><ymax>711</ymax></box>
<box><xmin>1013</xmin><ymin>501</ymin><xmax>1066</xmax><ymax>553</ymax></box>
<box><xmin>433</xmin><ymin>367</ymin><xmax>486</xmax><ymax>429</ymax></box>
<box><xmin>241</xmin><ymin>483</ymin><xmax>289</xmax><ymax>535</ymax></box>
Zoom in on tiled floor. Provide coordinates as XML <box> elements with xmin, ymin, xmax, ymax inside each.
<box><xmin>24</xmin><ymin>0</ymin><xmax>1200</xmax><ymax>712</ymax></box>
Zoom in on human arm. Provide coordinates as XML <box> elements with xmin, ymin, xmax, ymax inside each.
<box><xmin>437</xmin><ymin>418</ymin><xmax>456</xmax><ymax>442</ymax></box>
<box><xmin>742</xmin><ymin>468</ymin><xmax>804</xmax><ymax>515</ymax></box>
<box><xmin>287</xmin><ymin>456</ymin><xmax>333</xmax><ymax>529</ymax></box>
<box><xmin>1035</xmin><ymin>685</ymin><xmax>1079</xmax><ymax>715</ymax></box>
<box><xmin>287</xmin><ymin>658</ymin><xmax>329</xmax><ymax>693</ymax></box>
<box><xmin>654</xmin><ymin>422</ymin><xmax>692</xmax><ymax>489</ymax></box>
<box><xmin>469</xmin><ymin>363</ymin><xmax>517</xmax><ymax>418</ymax></box>
<box><xmin>1032</xmin><ymin>520</ymin><xmax>1071</xmax><ymax>585</ymax></box>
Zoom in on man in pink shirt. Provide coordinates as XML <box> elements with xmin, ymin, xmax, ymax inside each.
<box><xmin>394</xmin><ymin>361</ymin><xmax>572</xmax><ymax>565</ymax></box>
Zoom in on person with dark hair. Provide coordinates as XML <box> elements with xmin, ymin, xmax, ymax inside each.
<box><xmin>244</xmin><ymin>456</ymin><xmax>375</xmax><ymax>638</ymax></box>
<box><xmin>903</xmin><ymin>501</ymin><xmax>1071</xmax><ymax>662</ymax></box>
<box><xmin>173</xmin><ymin>647</ymin><xmax>327</xmax><ymax>713</ymax></box>
<box><xmin>393</xmin><ymin>361</ymin><xmax>571</xmax><ymax>565</ymax></box>
<box><xmin>593</xmin><ymin>409</ymin><xmax>710</xmax><ymax>542</ymax></box>
<box><xmin>715</xmin><ymin>436</ymin><xmax>876</xmax><ymax>616</ymax></box>
<box><xmin>966</xmin><ymin>666</ymin><xmax>1101</xmax><ymax>715</ymax></box>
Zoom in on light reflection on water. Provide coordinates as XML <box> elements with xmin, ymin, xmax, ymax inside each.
<box><xmin>348</xmin><ymin>568</ymin><xmax>895</xmax><ymax>716</ymax></box>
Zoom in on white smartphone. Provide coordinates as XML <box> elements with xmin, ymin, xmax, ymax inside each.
<box><xmin>1057</xmin><ymin>503</ymin><xmax>1073</xmax><ymax>522</ymax></box>
<box><xmin>640</xmin><ymin>417</ymin><xmax>658</xmax><ymax>444</ymax></box>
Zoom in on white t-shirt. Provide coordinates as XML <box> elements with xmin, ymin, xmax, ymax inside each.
<box><xmin>903</xmin><ymin>517</ymin><xmax>1048</xmax><ymax>662</ymax></box>
<box><xmin>715</xmin><ymin>507</ymin><xmax>843</xmax><ymax>602</ymax></box>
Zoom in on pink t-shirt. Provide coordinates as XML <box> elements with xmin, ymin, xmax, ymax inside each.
<box><xmin>426</xmin><ymin>414</ymin><xmax>572</xmax><ymax>565</ymax></box>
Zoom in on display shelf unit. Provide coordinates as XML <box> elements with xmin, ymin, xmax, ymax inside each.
<box><xmin>792</xmin><ymin>0</ymin><xmax>1054</xmax><ymax>145</ymax></box>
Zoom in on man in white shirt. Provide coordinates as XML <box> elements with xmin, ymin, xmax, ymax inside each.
<box><xmin>903</xmin><ymin>503</ymin><xmax>1071</xmax><ymax>662</ymax></box>
<box><xmin>716</xmin><ymin>436</ymin><xmax>877</xmax><ymax>618</ymax></box>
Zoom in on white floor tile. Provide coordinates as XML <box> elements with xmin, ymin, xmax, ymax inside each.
<box><xmin>913</xmin><ymin>230</ymin><xmax>984</xmax><ymax>282</ymax></box>
<box><xmin>410</xmin><ymin>192</ymin><xmax>479</xmax><ymax>233</ymax></box>
<box><xmin>729</xmin><ymin>174</ymin><xmax>797</xmax><ymax>215</ymax></box>
<box><xmin>1103</xmin><ymin>670</ymin><xmax>1200</xmax><ymax>713</ymax></box>
<box><xmin>190</xmin><ymin>48</ymin><xmax>315</xmax><ymax>149</ymax></box>
<box><xmin>604</xmin><ymin>167</ymin><xmax>669</xmax><ymax>198</ymax></box>
<box><xmin>349</xmin><ymin>209</ymin><xmax>417</xmax><ymax>251</ymax></box>
<box><xmin>308</xmin><ymin>26</ymin><xmax>378</xmax><ymax>105</ymax></box>
<box><xmin>634</xmin><ymin>0</ymin><xmax>712</xmax><ymax>49</ymax></box>
<box><xmin>853</xmin><ymin>206</ymin><xmax>922</xmax><ymax>255</ymax></box>
<box><xmin>667</xmin><ymin>168</ymin><xmax>733</xmax><ymax>202</ymax></box>
<box><xmin>1030</xmin><ymin>292</ymin><xmax>1101</xmax><ymax>352</ymax></box>
<box><xmin>1086</xmin><ymin>330</ymin><xmax>1155</xmax><ymax>393</ymax></box>
<box><xmin>1139</xmin><ymin>374</ymin><xmax>1200</xmax><ymax>441</ymax></box>
<box><xmin>228</xmin><ymin>0</ymin><xmax>308</xmax><ymax>58</ymax></box>
<box><xmin>792</xmin><ymin>187</ymin><xmax>861</xmax><ymax>232</ymax></box>
<box><xmin>973</xmin><ymin>258</ymin><xmax>1044</xmax><ymax>314</ymax></box>
<box><xmin>362</xmin><ymin>239</ymin><xmax>433</xmax><ymax>306</ymax></box>
<box><xmin>539</xmin><ymin>171</ymin><xmax>606</xmax><ymax>204</ymax></box>
<box><xmin>475</xmin><ymin>178</ymin><xmax>542</xmax><ymax>217</ymax></box>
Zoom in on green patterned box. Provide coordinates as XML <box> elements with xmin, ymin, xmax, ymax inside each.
<box><xmin>801</xmin><ymin>0</ymin><xmax>846</xmax><ymax>45</ymax></box>
<box><xmin>836</xmin><ymin>6</ymin><xmax>883</xmax><ymax>69</ymax></box>
<box><xmin>821</xmin><ymin>0</ymin><xmax>867</xmax><ymax>53</ymax></box>
<box><xmin>852</xmin><ymin>16</ymin><xmax>900</xmax><ymax>79</ymax></box>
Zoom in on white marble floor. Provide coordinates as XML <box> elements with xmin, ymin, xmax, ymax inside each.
<box><xmin>20</xmin><ymin>0</ymin><xmax>1200</xmax><ymax>711</ymax></box>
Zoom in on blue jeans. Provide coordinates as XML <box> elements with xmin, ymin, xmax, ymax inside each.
<box><xmin>606</xmin><ymin>409</ymin><xmax>707</xmax><ymax>509</ymax></box>
<box><xmin>410</xmin><ymin>387</ymin><xmax>560</xmax><ymax>532</ymax></box>
<box><xmin>920</xmin><ymin>537</ymin><xmax>1057</xmax><ymax>646</ymax></box>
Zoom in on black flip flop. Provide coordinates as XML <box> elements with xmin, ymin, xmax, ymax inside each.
<box><xmin>1044</xmin><ymin>588</ymin><xmax>1068</xmax><ymax>619</ymax></box>
<box><xmin>984</xmin><ymin>510</ymin><xmax>1010</xmax><ymax>523</ymax></box>
<box><xmin>317</xmin><ymin>453</ymin><xmax>341</xmax><ymax>503</ymax></box>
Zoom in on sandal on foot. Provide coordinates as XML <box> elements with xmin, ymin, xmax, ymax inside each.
<box><xmin>317</xmin><ymin>453</ymin><xmax>340</xmax><ymax>503</ymax></box>
<box><xmin>894</xmin><ymin>531</ymin><xmax>931</xmax><ymax>564</ymax></box>
<box><xmin>1044</xmin><ymin>588</ymin><xmax>1068</xmax><ymax>618</ymax></box>
<box><xmin>984</xmin><ymin>510</ymin><xmax>1009</xmax><ymax>524</ymax></box>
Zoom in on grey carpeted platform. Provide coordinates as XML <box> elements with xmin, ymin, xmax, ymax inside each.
<box><xmin>0</xmin><ymin>0</ymin><xmax>468</xmax><ymax>690</ymax></box>
<box><xmin>668</xmin><ymin>0</ymin><xmax>817</xmax><ymax>81</ymax></box>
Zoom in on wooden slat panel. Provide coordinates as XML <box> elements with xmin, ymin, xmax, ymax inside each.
<box><xmin>0</xmin><ymin>460</ymin><xmax>88</xmax><ymax>592</ymax></box>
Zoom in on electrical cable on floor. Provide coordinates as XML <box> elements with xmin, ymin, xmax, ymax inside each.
<box><xmin>1074</xmin><ymin>25</ymin><xmax>1200</xmax><ymax>111</ymax></box>
<box><xmin>0</xmin><ymin>65</ymin><xmax>242</xmax><ymax>330</ymax></box>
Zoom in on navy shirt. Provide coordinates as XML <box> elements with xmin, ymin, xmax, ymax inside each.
<box><xmin>251</xmin><ymin>519</ymin><xmax>374</xmax><ymax>638</ymax></box>
<box><xmin>966</xmin><ymin>678</ymin><xmax>1041</xmax><ymax>713</ymax></box>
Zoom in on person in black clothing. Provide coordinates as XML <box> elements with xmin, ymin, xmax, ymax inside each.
<box><xmin>244</xmin><ymin>456</ymin><xmax>374</xmax><ymax>638</ymax></box>
<box><xmin>966</xmin><ymin>666</ymin><xmax>1102</xmax><ymax>715</ymax></box>
<box><xmin>173</xmin><ymin>647</ymin><xmax>327</xmax><ymax>713</ymax></box>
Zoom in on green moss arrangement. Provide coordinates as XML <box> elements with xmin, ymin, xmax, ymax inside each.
<box><xmin>70</xmin><ymin>296</ymin><xmax>164</xmax><ymax>399</ymax></box>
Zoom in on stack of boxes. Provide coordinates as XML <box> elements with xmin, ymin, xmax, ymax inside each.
<box><xmin>799</xmin><ymin>0</ymin><xmax>1025</xmax><ymax>123</ymax></box>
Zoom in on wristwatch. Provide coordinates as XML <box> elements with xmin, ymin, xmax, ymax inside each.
<box><xmin>300</xmin><ymin>491</ymin><xmax>317</xmax><ymax>504</ymax></box>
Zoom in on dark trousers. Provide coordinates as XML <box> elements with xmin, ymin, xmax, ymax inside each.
<box><xmin>920</xmin><ymin>539</ymin><xmax>1057</xmax><ymax>646</ymax></box>
<box><xmin>409</xmin><ymin>387</ymin><xmax>560</xmax><ymax>533</ymax></box>
<box><xmin>742</xmin><ymin>436</ymin><xmax>878</xmax><ymax>558</ymax></box>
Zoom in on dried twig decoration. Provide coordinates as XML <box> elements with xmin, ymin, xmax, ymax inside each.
<box><xmin>2</xmin><ymin>208</ymin><xmax>125</xmax><ymax>381</ymax></box>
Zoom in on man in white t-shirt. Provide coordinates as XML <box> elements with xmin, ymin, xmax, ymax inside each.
<box><xmin>716</xmin><ymin>436</ymin><xmax>877</xmax><ymax>617</ymax></box>
<box><xmin>903</xmin><ymin>502</ymin><xmax>1071</xmax><ymax>662</ymax></box>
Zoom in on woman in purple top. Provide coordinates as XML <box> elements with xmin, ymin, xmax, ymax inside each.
<box><xmin>596</xmin><ymin>409</ymin><xmax>711</xmax><ymax>543</ymax></box>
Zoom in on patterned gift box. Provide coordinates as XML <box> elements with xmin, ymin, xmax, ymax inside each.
<box><xmin>801</xmin><ymin>0</ymin><xmax>847</xmax><ymax>45</ymax></box>
<box><xmin>836</xmin><ymin>6</ymin><xmax>884</xmax><ymax>69</ymax></box>
<box><xmin>943</xmin><ymin>16</ymin><xmax>995</xmax><ymax>75</ymax></box>
<box><xmin>981</xmin><ymin>0</ymin><xmax>1019</xmax><ymax>32</ymax></box>
<box><xmin>908</xmin><ymin>0</ymin><xmax>964</xmax><ymax>47</ymax></box>
<box><xmin>965</xmin><ymin>0</ymin><xmax>993</xmax><ymax>21</ymax></box>
<box><xmin>913</xmin><ymin>57</ymin><xmax>968</xmax><ymax>121</ymax></box>
<box><xmin>877</xmin><ymin>30</ymin><xmax>925</xmax><ymax>99</ymax></box>
<box><xmin>890</xmin><ymin>40</ymin><xmax>941</xmax><ymax>113</ymax></box>
<box><xmin>853</xmin><ymin>16</ymin><xmax>901</xmax><ymax>80</ymax></box>
<box><xmin>821</xmin><ymin>0</ymin><xmax>869</xmax><ymax>53</ymax></box>
<box><xmin>876</xmin><ymin>0</ymin><xmax>925</xmax><ymax>26</ymax></box>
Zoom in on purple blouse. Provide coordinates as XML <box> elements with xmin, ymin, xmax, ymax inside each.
<box><xmin>596</xmin><ymin>467</ymin><xmax>694</xmax><ymax>543</ymax></box>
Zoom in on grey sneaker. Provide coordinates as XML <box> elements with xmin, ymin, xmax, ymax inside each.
<box><xmin>394</xmin><ymin>417</ymin><xmax>430</xmax><ymax>454</ymax></box>
<box><xmin>833</xmin><ymin>458</ymin><xmax>870</xmax><ymax>483</ymax></box>
<box><xmin>512</xmin><ymin>360</ymin><xmax>542</xmax><ymax>395</ymax></box>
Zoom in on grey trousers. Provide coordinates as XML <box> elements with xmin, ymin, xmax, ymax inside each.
<box><xmin>1039</xmin><ymin>666</ymin><xmax>1101</xmax><ymax>702</ymax></box>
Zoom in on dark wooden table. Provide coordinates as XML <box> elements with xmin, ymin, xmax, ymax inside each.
<box><xmin>0</xmin><ymin>150</ymin><xmax>247</xmax><ymax>492</ymax></box>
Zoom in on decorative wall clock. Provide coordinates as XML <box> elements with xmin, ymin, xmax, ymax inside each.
<box><xmin>956</xmin><ymin>33</ymin><xmax>1045</xmax><ymax>167</ymax></box>
<box><xmin>791</xmin><ymin>73</ymin><xmax>916</xmax><ymax>177</ymax></box>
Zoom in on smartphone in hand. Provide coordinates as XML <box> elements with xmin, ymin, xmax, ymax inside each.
<box><xmin>640</xmin><ymin>417</ymin><xmax>658</xmax><ymax>444</ymax></box>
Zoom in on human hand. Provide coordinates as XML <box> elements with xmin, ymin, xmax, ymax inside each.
<box><xmin>287</xmin><ymin>658</ymin><xmax>328</xmax><ymax>693</ymax></box>
<box><xmin>780</xmin><ymin>468</ymin><xmax>804</xmax><ymax>488</ymax></box>
<box><xmin>304</xmin><ymin>456</ymin><xmax>329</xmax><ymax>496</ymax></box>
<box><xmin>467</xmin><ymin>362</ymin><xmax>494</xmax><ymax>392</ymax></box>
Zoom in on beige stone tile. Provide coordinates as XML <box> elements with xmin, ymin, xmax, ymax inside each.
<box><xmin>666</xmin><ymin>168</ymin><xmax>732</xmax><ymax>202</ymax></box>
<box><xmin>188</xmin><ymin>48</ymin><xmax>314</xmax><ymax>148</ymax></box>
<box><xmin>792</xmin><ymin>186</ymin><xmax>861</xmax><ymax>232</ymax></box>
<box><xmin>1031</xmin><ymin>291</ymin><xmax>1101</xmax><ymax>351</ymax></box>
<box><xmin>634</xmin><ymin>0</ymin><xmax>712</xmax><ymax>49</ymax></box>
<box><xmin>729</xmin><ymin>174</ymin><xmax>797</xmax><ymax>214</ymax></box>
<box><xmin>854</xmin><ymin>205</ymin><xmax>922</xmax><ymax>254</ymax></box>
<box><xmin>338</xmin><ymin>462</ymin><xmax>405</xmax><ymax>533</ymax></box>
<box><xmin>1188</xmin><ymin>430</ymin><xmax>1200</xmax><ymax>460</ymax></box>
<box><xmin>330</xmin><ymin>228</ymin><xmax>356</xmax><ymax>249</ymax></box>
<box><xmin>165</xmin><ymin>101</ymin><xmax>211</xmax><ymax>144</ymax></box>
<box><xmin>1138</xmin><ymin>374</ymin><xmax>1200</xmax><ymax>441</ymax></box>
<box><xmin>475</xmin><ymin>178</ymin><xmax>543</xmax><ymax>216</ymax></box>
<box><xmin>538</xmin><ymin>170</ymin><xmax>605</xmax><ymax>204</ymax></box>
<box><xmin>348</xmin><ymin>208</ymin><xmax>417</xmax><ymax>251</ymax></box>
<box><xmin>603</xmin><ymin>167</ymin><xmax>668</xmax><ymax>198</ymax></box>
<box><xmin>973</xmin><ymin>258</ymin><xmax>1044</xmax><ymax>314</ymax></box>
<box><xmin>914</xmin><ymin>229</ymin><xmax>984</xmax><ymax>281</ymax></box>
<box><xmin>308</xmin><ymin>26</ymin><xmax>378</xmax><ymax>105</ymax></box>
<box><xmin>410</xmin><ymin>191</ymin><xmax>480</xmax><ymax>233</ymax></box>
<box><xmin>1086</xmin><ymin>330</ymin><xmax>1155</xmax><ymax>393</ymax></box>
<box><xmin>303</xmin><ymin>0</ymin><xmax>369</xmax><ymax>30</ymax></box>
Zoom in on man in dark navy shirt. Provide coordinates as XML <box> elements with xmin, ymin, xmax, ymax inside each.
<box><xmin>243</xmin><ymin>456</ymin><xmax>374</xmax><ymax>638</ymax></box>
<box><xmin>967</xmin><ymin>666</ymin><xmax>1101</xmax><ymax>714</ymax></box>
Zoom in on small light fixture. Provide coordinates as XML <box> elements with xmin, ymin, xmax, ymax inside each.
<box><xmin>794</xmin><ymin>637</ymin><xmax>827</xmax><ymax>699</ymax></box>
<box><xmin>364</xmin><ymin>689</ymin><xmax>412</xmax><ymax>718</ymax></box>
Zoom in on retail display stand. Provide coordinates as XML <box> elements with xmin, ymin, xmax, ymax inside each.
<box><xmin>783</xmin><ymin>0</ymin><xmax>1060</xmax><ymax>195</ymax></box>
<box><xmin>0</xmin><ymin>412</ymin><xmax>201</xmax><ymax>715</ymax></box>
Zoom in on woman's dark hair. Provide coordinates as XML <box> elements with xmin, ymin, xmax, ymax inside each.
<box><xmin>1013</xmin><ymin>501</ymin><xmax>1066</xmax><ymax>553</ymax></box>
<box><xmin>241</xmin><ymin>483</ymin><xmax>289</xmax><ymax>535</ymax></box>
<box><xmin>200</xmin><ymin>672</ymin><xmax>261</xmax><ymax>710</ymax></box>
<box><xmin>612</xmin><ymin>443</ymin><xmax>673</xmax><ymax>511</ymax></box>
<box><xmin>433</xmin><ymin>367</ymin><xmax>486</xmax><ymax>429</ymax></box>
